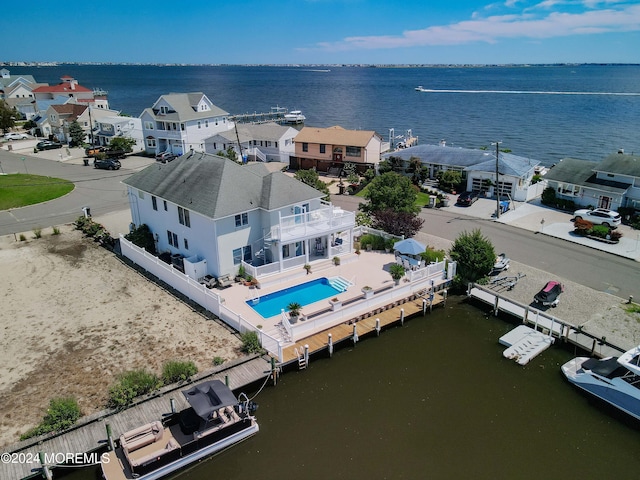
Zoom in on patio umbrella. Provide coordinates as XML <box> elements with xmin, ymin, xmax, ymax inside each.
<box><xmin>393</xmin><ymin>238</ymin><xmax>426</xmax><ymax>255</ymax></box>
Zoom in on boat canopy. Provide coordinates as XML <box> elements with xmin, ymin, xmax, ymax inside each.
<box><xmin>182</xmin><ymin>380</ymin><xmax>238</xmax><ymax>420</ymax></box>
<box><xmin>582</xmin><ymin>357</ymin><xmax>625</xmax><ymax>378</ymax></box>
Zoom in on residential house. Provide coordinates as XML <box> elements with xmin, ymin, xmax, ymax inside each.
<box><xmin>32</xmin><ymin>75</ymin><xmax>109</xmax><ymax>109</ymax></box>
<box><xmin>123</xmin><ymin>152</ymin><xmax>356</xmax><ymax>281</ymax></box>
<box><xmin>94</xmin><ymin>115</ymin><xmax>144</xmax><ymax>151</ymax></box>
<box><xmin>140</xmin><ymin>92</ymin><xmax>233</xmax><ymax>157</ymax></box>
<box><xmin>0</xmin><ymin>69</ymin><xmax>45</xmax><ymax>120</ymax></box>
<box><xmin>292</xmin><ymin>126</ymin><xmax>385</xmax><ymax>173</ymax></box>
<box><xmin>543</xmin><ymin>150</ymin><xmax>640</xmax><ymax>212</ymax></box>
<box><xmin>383</xmin><ymin>143</ymin><xmax>542</xmax><ymax>202</ymax></box>
<box><xmin>40</xmin><ymin>103</ymin><xmax>121</xmax><ymax>143</ymax></box>
<box><xmin>204</xmin><ymin>122</ymin><xmax>298</xmax><ymax>165</ymax></box>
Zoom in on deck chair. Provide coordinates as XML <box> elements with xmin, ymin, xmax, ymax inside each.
<box><xmin>216</xmin><ymin>274</ymin><xmax>233</xmax><ymax>288</ymax></box>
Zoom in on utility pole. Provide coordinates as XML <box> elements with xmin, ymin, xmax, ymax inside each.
<box><xmin>492</xmin><ymin>141</ymin><xmax>502</xmax><ymax>218</ymax></box>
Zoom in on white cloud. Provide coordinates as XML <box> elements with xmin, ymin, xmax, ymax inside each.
<box><xmin>309</xmin><ymin>3</ymin><xmax>640</xmax><ymax>51</ymax></box>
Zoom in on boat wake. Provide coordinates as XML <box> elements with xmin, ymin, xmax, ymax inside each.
<box><xmin>415</xmin><ymin>87</ymin><xmax>640</xmax><ymax>96</ymax></box>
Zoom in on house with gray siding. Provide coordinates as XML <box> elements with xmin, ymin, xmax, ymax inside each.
<box><xmin>123</xmin><ymin>152</ymin><xmax>355</xmax><ymax>281</ymax></box>
<box><xmin>544</xmin><ymin>150</ymin><xmax>640</xmax><ymax>211</ymax></box>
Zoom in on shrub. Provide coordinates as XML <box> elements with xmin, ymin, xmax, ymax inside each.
<box><xmin>573</xmin><ymin>218</ymin><xmax>593</xmax><ymax>236</ymax></box>
<box><xmin>609</xmin><ymin>230</ymin><xmax>623</xmax><ymax>241</ymax></box>
<box><xmin>124</xmin><ymin>224</ymin><xmax>156</xmax><ymax>254</ymax></box>
<box><xmin>107</xmin><ymin>369</ymin><xmax>161</xmax><ymax>409</ymax></box>
<box><xmin>541</xmin><ymin>187</ymin><xmax>556</xmax><ymax>205</ymax></box>
<box><xmin>241</xmin><ymin>331</ymin><xmax>263</xmax><ymax>354</ymax></box>
<box><xmin>213</xmin><ymin>356</ymin><xmax>225</xmax><ymax>366</ymax></box>
<box><xmin>389</xmin><ymin>263</ymin><xmax>405</xmax><ymax>281</ymax></box>
<box><xmin>590</xmin><ymin>225</ymin><xmax>609</xmax><ymax>238</ymax></box>
<box><xmin>20</xmin><ymin>397</ymin><xmax>82</xmax><ymax>440</ymax></box>
<box><xmin>52</xmin><ymin>226</ymin><xmax>60</xmax><ymax>235</ymax></box>
<box><xmin>162</xmin><ymin>360</ymin><xmax>198</xmax><ymax>384</ymax></box>
<box><xmin>333</xmin><ymin>256</ymin><xmax>340</xmax><ymax>266</ymax></box>
<box><xmin>33</xmin><ymin>227</ymin><xmax>42</xmax><ymax>239</ymax></box>
<box><xmin>19</xmin><ymin>234</ymin><xmax>26</xmax><ymax>241</ymax></box>
<box><xmin>420</xmin><ymin>247</ymin><xmax>446</xmax><ymax>263</ymax></box>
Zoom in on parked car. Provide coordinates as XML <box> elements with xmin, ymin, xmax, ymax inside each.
<box><xmin>156</xmin><ymin>151</ymin><xmax>177</xmax><ymax>163</ymax></box>
<box><xmin>456</xmin><ymin>191</ymin><xmax>480</xmax><ymax>206</ymax></box>
<box><xmin>93</xmin><ymin>158</ymin><xmax>121</xmax><ymax>170</ymax></box>
<box><xmin>534</xmin><ymin>281</ymin><xmax>564</xmax><ymax>307</ymax></box>
<box><xmin>4</xmin><ymin>132</ymin><xmax>28</xmax><ymax>140</ymax></box>
<box><xmin>573</xmin><ymin>208</ymin><xmax>621</xmax><ymax>228</ymax></box>
<box><xmin>36</xmin><ymin>140</ymin><xmax>63</xmax><ymax>150</ymax></box>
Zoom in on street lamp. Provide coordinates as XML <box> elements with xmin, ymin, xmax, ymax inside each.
<box><xmin>492</xmin><ymin>141</ymin><xmax>502</xmax><ymax>218</ymax></box>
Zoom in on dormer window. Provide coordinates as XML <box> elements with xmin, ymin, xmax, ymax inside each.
<box><xmin>159</xmin><ymin>106</ymin><xmax>168</xmax><ymax>114</ymax></box>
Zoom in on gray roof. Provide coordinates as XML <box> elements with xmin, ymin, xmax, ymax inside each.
<box><xmin>142</xmin><ymin>92</ymin><xmax>229</xmax><ymax>122</ymax></box>
<box><xmin>595</xmin><ymin>152</ymin><xmax>640</xmax><ymax>178</ymax></box>
<box><xmin>384</xmin><ymin>144</ymin><xmax>539</xmax><ymax>178</ymax></box>
<box><xmin>123</xmin><ymin>152</ymin><xmax>323</xmax><ymax>219</ymax></box>
<box><xmin>545</xmin><ymin>157</ymin><xmax>630</xmax><ymax>194</ymax></box>
<box><xmin>208</xmin><ymin>122</ymin><xmax>294</xmax><ymax>144</ymax></box>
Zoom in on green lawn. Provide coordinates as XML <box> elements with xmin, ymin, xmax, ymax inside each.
<box><xmin>0</xmin><ymin>174</ymin><xmax>74</xmax><ymax>210</ymax></box>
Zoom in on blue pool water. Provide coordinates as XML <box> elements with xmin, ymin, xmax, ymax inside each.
<box><xmin>248</xmin><ymin>277</ymin><xmax>343</xmax><ymax>319</ymax></box>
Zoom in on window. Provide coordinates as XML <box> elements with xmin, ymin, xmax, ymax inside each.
<box><xmin>167</xmin><ymin>230</ymin><xmax>178</xmax><ymax>247</ymax></box>
<box><xmin>197</xmin><ymin>121</ymin><xmax>201</xmax><ymax>129</ymax></box>
<box><xmin>205</xmin><ymin>120</ymin><xmax>209</xmax><ymax>128</ymax></box>
<box><xmin>302</xmin><ymin>142</ymin><xmax>308</xmax><ymax>152</ymax></box>
<box><xmin>146</xmin><ymin>138</ymin><xmax>156</xmax><ymax>148</ymax></box>
<box><xmin>138</xmin><ymin>190</ymin><xmax>145</xmax><ymax>199</ymax></box>
<box><xmin>144</xmin><ymin>121</ymin><xmax>154</xmax><ymax>130</ymax></box>
<box><xmin>152</xmin><ymin>196</ymin><xmax>157</xmax><ymax>211</ymax></box>
<box><xmin>183</xmin><ymin>238</ymin><xmax>189</xmax><ymax>250</ymax></box>
<box><xmin>163</xmin><ymin>200</ymin><xmax>167</xmax><ymax>211</ymax></box>
<box><xmin>160</xmin><ymin>106</ymin><xmax>168</xmax><ymax>114</ymax></box>
<box><xmin>235</xmin><ymin>212</ymin><xmax>248</xmax><ymax>227</ymax></box>
<box><xmin>232</xmin><ymin>246</ymin><xmax>252</xmax><ymax>265</ymax></box>
<box><xmin>346</xmin><ymin>146</ymin><xmax>361</xmax><ymax>157</ymax></box>
<box><xmin>178</xmin><ymin>207</ymin><xmax>191</xmax><ymax>227</ymax></box>
<box><xmin>320</xmin><ymin>144</ymin><xmax>326</xmax><ymax>154</ymax></box>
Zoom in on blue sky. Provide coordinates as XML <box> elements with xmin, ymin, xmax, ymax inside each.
<box><xmin>4</xmin><ymin>0</ymin><xmax>638</xmax><ymax>64</ymax></box>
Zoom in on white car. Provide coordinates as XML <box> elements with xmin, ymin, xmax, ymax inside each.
<box><xmin>4</xmin><ymin>132</ymin><xmax>28</xmax><ymax>140</ymax></box>
<box><xmin>573</xmin><ymin>208</ymin><xmax>621</xmax><ymax>228</ymax></box>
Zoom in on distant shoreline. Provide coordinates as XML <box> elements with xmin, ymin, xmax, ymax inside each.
<box><xmin>3</xmin><ymin>62</ymin><xmax>640</xmax><ymax>68</ymax></box>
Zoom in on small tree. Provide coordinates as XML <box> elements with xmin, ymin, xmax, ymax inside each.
<box><xmin>68</xmin><ymin>120</ymin><xmax>86</xmax><ymax>146</ymax></box>
<box><xmin>371</xmin><ymin>209</ymin><xmax>424</xmax><ymax>237</ymax></box>
<box><xmin>361</xmin><ymin>172</ymin><xmax>419</xmax><ymax>215</ymax></box>
<box><xmin>0</xmin><ymin>99</ymin><xmax>18</xmax><ymax>133</ymax></box>
<box><xmin>294</xmin><ymin>168</ymin><xmax>330</xmax><ymax>199</ymax></box>
<box><xmin>110</xmin><ymin>136</ymin><xmax>136</xmax><ymax>152</ymax></box>
<box><xmin>439</xmin><ymin>170</ymin><xmax>462</xmax><ymax>192</ymax></box>
<box><xmin>541</xmin><ymin>187</ymin><xmax>557</xmax><ymax>205</ymax></box>
<box><xmin>449</xmin><ymin>229</ymin><xmax>496</xmax><ymax>290</ymax></box>
<box><xmin>389</xmin><ymin>263</ymin><xmax>405</xmax><ymax>284</ymax></box>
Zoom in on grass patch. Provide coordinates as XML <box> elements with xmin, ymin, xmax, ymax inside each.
<box><xmin>415</xmin><ymin>191</ymin><xmax>431</xmax><ymax>208</ymax></box>
<box><xmin>624</xmin><ymin>303</ymin><xmax>640</xmax><ymax>316</ymax></box>
<box><xmin>0</xmin><ymin>174</ymin><xmax>74</xmax><ymax>210</ymax></box>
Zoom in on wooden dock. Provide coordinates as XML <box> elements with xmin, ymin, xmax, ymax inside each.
<box><xmin>2</xmin><ymin>356</ymin><xmax>271</xmax><ymax>480</ymax></box>
<box><xmin>282</xmin><ymin>293</ymin><xmax>444</xmax><ymax>365</ymax></box>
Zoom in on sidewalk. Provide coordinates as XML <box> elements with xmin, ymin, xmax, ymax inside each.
<box><xmin>440</xmin><ymin>197</ymin><xmax>640</xmax><ymax>262</ymax></box>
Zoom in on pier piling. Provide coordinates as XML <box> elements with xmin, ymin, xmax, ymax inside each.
<box><xmin>352</xmin><ymin>324</ymin><xmax>359</xmax><ymax>344</ymax></box>
<box><xmin>328</xmin><ymin>333</ymin><xmax>333</xmax><ymax>357</ymax></box>
<box><xmin>375</xmin><ymin>318</ymin><xmax>381</xmax><ymax>336</ymax></box>
<box><xmin>106</xmin><ymin>423</ymin><xmax>114</xmax><ymax>451</ymax></box>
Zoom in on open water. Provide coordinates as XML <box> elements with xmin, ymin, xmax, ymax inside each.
<box><xmin>64</xmin><ymin>299</ymin><xmax>640</xmax><ymax>480</ymax></box>
<box><xmin>11</xmin><ymin>64</ymin><xmax>640</xmax><ymax>166</ymax></box>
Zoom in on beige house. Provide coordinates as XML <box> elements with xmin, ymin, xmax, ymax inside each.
<box><xmin>292</xmin><ymin>125</ymin><xmax>384</xmax><ymax>173</ymax></box>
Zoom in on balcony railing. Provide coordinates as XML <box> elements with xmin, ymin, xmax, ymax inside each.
<box><xmin>269</xmin><ymin>206</ymin><xmax>355</xmax><ymax>242</ymax></box>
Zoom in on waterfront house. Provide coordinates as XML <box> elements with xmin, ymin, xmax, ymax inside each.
<box><xmin>32</xmin><ymin>75</ymin><xmax>109</xmax><ymax>109</ymax></box>
<box><xmin>204</xmin><ymin>122</ymin><xmax>298</xmax><ymax>165</ymax></box>
<box><xmin>383</xmin><ymin>143</ymin><xmax>542</xmax><ymax>202</ymax></box>
<box><xmin>123</xmin><ymin>152</ymin><xmax>356</xmax><ymax>281</ymax></box>
<box><xmin>543</xmin><ymin>150</ymin><xmax>640</xmax><ymax>212</ymax></box>
<box><xmin>292</xmin><ymin>126</ymin><xmax>385</xmax><ymax>174</ymax></box>
<box><xmin>139</xmin><ymin>92</ymin><xmax>234</xmax><ymax>158</ymax></box>
<box><xmin>0</xmin><ymin>69</ymin><xmax>44</xmax><ymax>120</ymax></box>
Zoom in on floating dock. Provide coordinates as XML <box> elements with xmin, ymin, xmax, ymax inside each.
<box><xmin>500</xmin><ymin>325</ymin><xmax>554</xmax><ymax>365</ymax></box>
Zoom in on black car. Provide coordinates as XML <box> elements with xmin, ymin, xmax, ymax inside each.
<box><xmin>94</xmin><ymin>158</ymin><xmax>121</xmax><ymax>170</ymax></box>
<box><xmin>36</xmin><ymin>140</ymin><xmax>63</xmax><ymax>151</ymax></box>
<box><xmin>456</xmin><ymin>191</ymin><xmax>480</xmax><ymax>206</ymax></box>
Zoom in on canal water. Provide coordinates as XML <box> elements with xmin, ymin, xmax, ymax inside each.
<box><xmin>67</xmin><ymin>298</ymin><xmax>640</xmax><ymax>480</ymax></box>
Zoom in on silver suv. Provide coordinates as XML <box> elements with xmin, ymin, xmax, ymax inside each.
<box><xmin>573</xmin><ymin>208</ymin><xmax>621</xmax><ymax>228</ymax></box>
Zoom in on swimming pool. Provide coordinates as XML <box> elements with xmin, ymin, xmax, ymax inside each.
<box><xmin>247</xmin><ymin>277</ymin><xmax>348</xmax><ymax>319</ymax></box>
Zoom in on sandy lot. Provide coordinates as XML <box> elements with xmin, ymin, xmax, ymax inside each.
<box><xmin>0</xmin><ymin>226</ymin><xmax>243</xmax><ymax>448</ymax></box>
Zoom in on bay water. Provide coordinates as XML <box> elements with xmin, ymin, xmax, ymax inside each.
<box><xmin>11</xmin><ymin>64</ymin><xmax>640</xmax><ymax>166</ymax></box>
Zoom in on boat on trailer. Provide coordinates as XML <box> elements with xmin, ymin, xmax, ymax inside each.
<box><xmin>561</xmin><ymin>345</ymin><xmax>640</xmax><ymax>421</ymax></box>
<box><xmin>101</xmin><ymin>380</ymin><xmax>258</xmax><ymax>480</ymax></box>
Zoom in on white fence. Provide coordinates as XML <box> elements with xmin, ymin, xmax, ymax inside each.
<box><xmin>119</xmin><ymin>235</ymin><xmax>283</xmax><ymax>360</ymax></box>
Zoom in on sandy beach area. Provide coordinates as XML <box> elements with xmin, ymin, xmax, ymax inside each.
<box><xmin>0</xmin><ymin>226</ymin><xmax>243</xmax><ymax>448</ymax></box>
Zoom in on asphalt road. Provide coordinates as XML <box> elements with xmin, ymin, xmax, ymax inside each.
<box><xmin>0</xmin><ymin>148</ymin><xmax>152</xmax><ymax>236</ymax></box>
<box><xmin>331</xmin><ymin>194</ymin><xmax>639</xmax><ymax>300</ymax></box>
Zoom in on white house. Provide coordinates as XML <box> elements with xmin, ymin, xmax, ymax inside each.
<box><xmin>140</xmin><ymin>92</ymin><xmax>234</xmax><ymax>157</ymax></box>
<box><xmin>41</xmin><ymin>103</ymin><xmax>121</xmax><ymax>144</ymax></box>
<box><xmin>383</xmin><ymin>143</ymin><xmax>542</xmax><ymax>202</ymax></box>
<box><xmin>123</xmin><ymin>152</ymin><xmax>356</xmax><ymax>281</ymax></box>
<box><xmin>544</xmin><ymin>150</ymin><xmax>640</xmax><ymax>212</ymax></box>
<box><xmin>204</xmin><ymin>122</ymin><xmax>298</xmax><ymax>165</ymax></box>
<box><xmin>94</xmin><ymin>115</ymin><xmax>144</xmax><ymax>151</ymax></box>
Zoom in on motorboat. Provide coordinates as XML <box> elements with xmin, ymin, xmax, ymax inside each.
<box><xmin>284</xmin><ymin>110</ymin><xmax>306</xmax><ymax>124</ymax></box>
<box><xmin>101</xmin><ymin>380</ymin><xmax>258</xmax><ymax>480</ymax></box>
<box><xmin>533</xmin><ymin>280</ymin><xmax>563</xmax><ymax>307</ymax></box>
<box><xmin>492</xmin><ymin>253</ymin><xmax>510</xmax><ymax>273</ymax></box>
<box><xmin>561</xmin><ymin>345</ymin><xmax>640</xmax><ymax>421</ymax></box>
<box><xmin>415</xmin><ymin>86</ymin><xmax>428</xmax><ymax>92</ymax></box>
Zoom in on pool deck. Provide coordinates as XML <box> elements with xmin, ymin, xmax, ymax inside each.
<box><xmin>218</xmin><ymin>250</ymin><xmax>447</xmax><ymax>353</ymax></box>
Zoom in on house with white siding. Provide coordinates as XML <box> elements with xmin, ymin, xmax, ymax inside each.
<box><xmin>139</xmin><ymin>92</ymin><xmax>234</xmax><ymax>157</ymax></box>
<box><xmin>123</xmin><ymin>152</ymin><xmax>356</xmax><ymax>281</ymax></box>
<box><xmin>204</xmin><ymin>122</ymin><xmax>298</xmax><ymax>165</ymax></box>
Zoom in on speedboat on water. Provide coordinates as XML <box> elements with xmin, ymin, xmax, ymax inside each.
<box><xmin>101</xmin><ymin>380</ymin><xmax>258</xmax><ymax>480</ymax></box>
<box><xmin>561</xmin><ymin>345</ymin><xmax>640</xmax><ymax>421</ymax></box>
